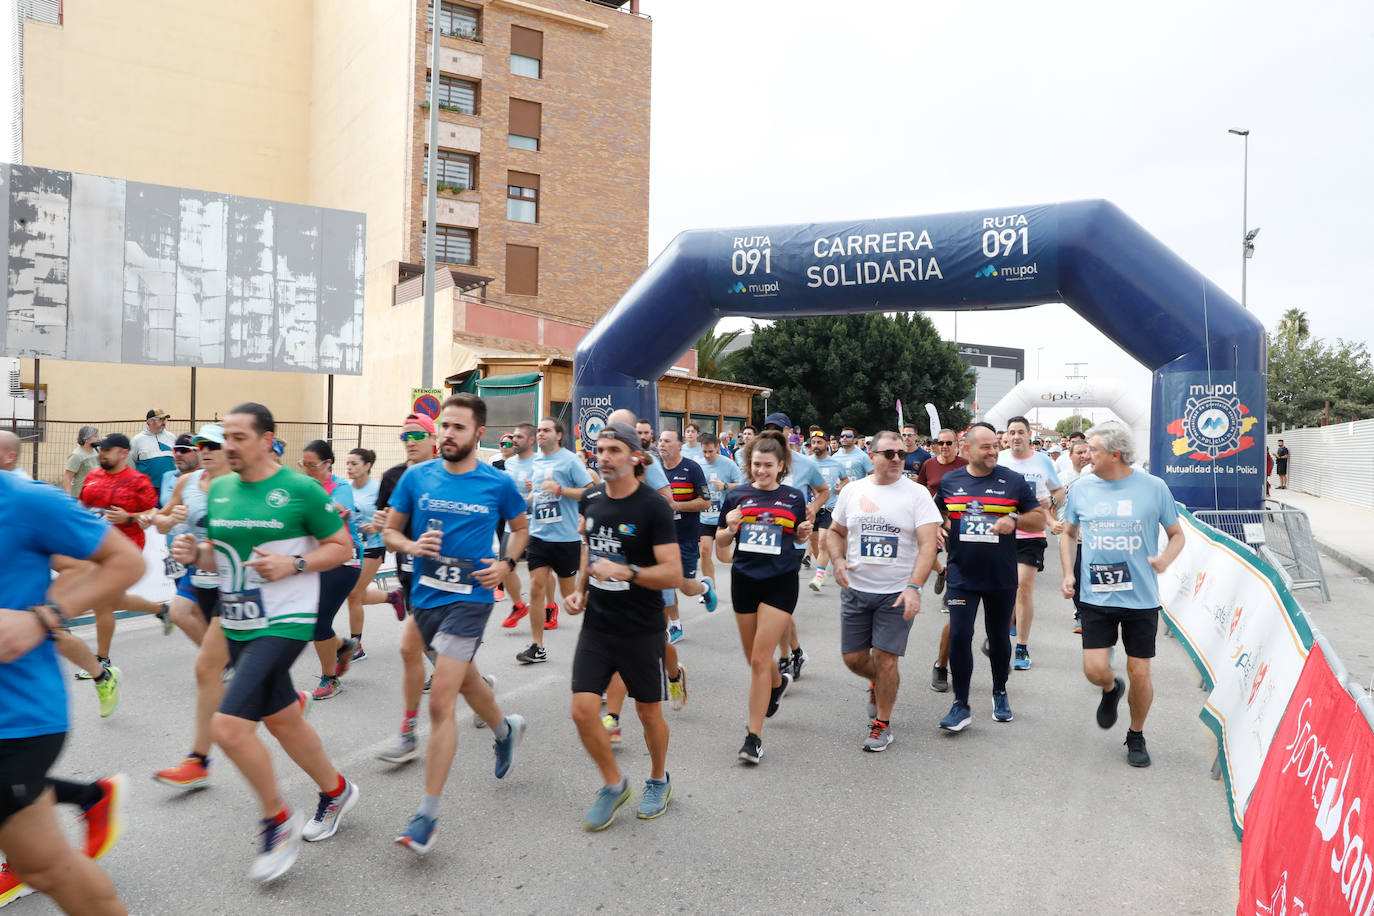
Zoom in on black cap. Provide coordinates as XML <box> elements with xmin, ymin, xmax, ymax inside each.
<box><xmin>598</xmin><ymin>421</ymin><xmax>641</xmax><ymax>452</ymax></box>
<box><xmin>173</xmin><ymin>433</ymin><xmax>196</xmax><ymax>450</ymax></box>
<box><xmin>95</xmin><ymin>433</ymin><xmax>131</xmax><ymax>450</ymax></box>
<box><xmin>146</xmin><ymin>408</ymin><xmax>170</xmax><ymax>420</ymax></box>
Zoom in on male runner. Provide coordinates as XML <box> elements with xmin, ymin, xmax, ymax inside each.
<box><xmin>378</xmin><ymin>414</ymin><xmax>439</xmax><ymax>614</ymax></box>
<box><xmin>657</xmin><ymin>428</ymin><xmax>716</xmax><ymax>650</ymax></box>
<box><xmin>733</xmin><ymin>425</ymin><xmax>756</xmax><ymax>474</ymax></box>
<box><xmin>806</xmin><ymin>432</ymin><xmax>844</xmax><ymax>593</ymax></box>
<box><xmin>130</xmin><ymin>408</ymin><xmax>175</xmax><ymax>498</ymax></box>
<box><xmin>829</xmin><ymin>431</ymin><xmax>941</xmax><ymax>751</ymax></box>
<box><xmin>901</xmin><ymin>425</ymin><xmax>933</xmax><ymax>481</ymax></box>
<box><xmin>517</xmin><ymin>417</ymin><xmax>594</xmax><ymax>664</ymax></box>
<box><xmin>171</xmin><ymin>403</ymin><xmax>359</xmax><ymax>883</ymax></box>
<box><xmin>696</xmin><ymin>433</ymin><xmax>741</xmax><ymax>588</ymax></box>
<box><xmin>1059</xmin><ymin>422</ymin><xmax>1183</xmax><ymax>766</ymax></box>
<box><xmin>936</xmin><ymin>424</ymin><xmax>1043</xmax><ymax>732</ymax></box>
<box><xmin>918</xmin><ymin>428</ymin><xmax>968</xmax><ymax>691</ymax></box>
<box><xmin>998</xmin><ymin>416</ymin><xmax>1064</xmax><ymax>670</ymax></box>
<box><xmin>379</xmin><ymin>394</ymin><xmax>529</xmax><ymax>853</ymax></box>
<box><xmin>160</xmin><ymin>434</ymin><xmax>200</xmax><ymax>504</ymax></box>
<box><xmin>830</xmin><ymin>426</ymin><xmax>871</xmax><ymax>482</ymax></box>
<box><xmin>498</xmin><ymin>422</ymin><xmax>538</xmax><ymax>629</ymax></box>
<box><xmin>1053</xmin><ymin>438</ymin><xmax>1095</xmax><ymax>634</ymax></box>
<box><xmin>636</xmin><ymin>419</ymin><xmax>658</xmax><ymax>454</ymax></box>
<box><xmin>567</xmin><ymin>422</ymin><xmax>680</xmax><ymax>829</ymax></box>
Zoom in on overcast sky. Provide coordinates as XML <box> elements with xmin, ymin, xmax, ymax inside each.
<box><xmin>640</xmin><ymin>0</ymin><xmax>1373</xmax><ymax>425</ymax></box>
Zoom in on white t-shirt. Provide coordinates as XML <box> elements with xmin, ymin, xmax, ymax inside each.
<box><xmin>831</xmin><ymin>475</ymin><xmax>943</xmax><ymax>594</ymax></box>
<box><xmin>1054</xmin><ymin>452</ymin><xmax>1074</xmax><ymax>478</ymax></box>
<box><xmin>998</xmin><ymin>449</ymin><xmax>1062</xmax><ymax>539</ymax></box>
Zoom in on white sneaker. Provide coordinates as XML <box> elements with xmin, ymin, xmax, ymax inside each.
<box><xmin>808</xmin><ymin>574</ymin><xmax>824</xmax><ymax>592</ymax></box>
<box><xmin>249</xmin><ymin>810</ymin><xmax>303</xmax><ymax>884</ymax></box>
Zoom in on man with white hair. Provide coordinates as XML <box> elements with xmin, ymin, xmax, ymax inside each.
<box><xmin>1058</xmin><ymin>421</ymin><xmax>1184</xmax><ymax>768</ymax></box>
<box><xmin>0</xmin><ymin>432</ymin><xmax>31</xmax><ymax>479</ymax></box>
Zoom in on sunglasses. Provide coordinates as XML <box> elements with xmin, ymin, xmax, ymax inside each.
<box><xmin>196</xmin><ymin>442</ymin><xmax>222</xmax><ymax>451</ymax></box>
<box><xmin>298</xmin><ymin>459</ymin><xmax>326</xmax><ymax>470</ymax></box>
<box><xmin>173</xmin><ymin>447</ymin><xmax>195</xmax><ymax>453</ymax></box>
<box><xmin>840</xmin><ymin>433</ymin><xmax>855</xmax><ymax>439</ymax></box>
<box><xmin>399</xmin><ymin>431</ymin><xmax>430</xmax><ymax>443</ymax></box>
<box><xmin>936</xmin><ymin>440</ymin><xmax>956</xmax><ymax>446</ymax></box>
<box><xmin>500</xmin><ymin>440</ymin><xmax>514</xmax><ymax>447</ymax></box>
<box><xmin>873</xmin><ymin>449</ymin><xmax>907</xmax><ymax>461</ymax></box>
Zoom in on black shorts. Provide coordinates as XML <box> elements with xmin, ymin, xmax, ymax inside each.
<box><xmin>1275</xmin><ymin>459</ymin><xmax>1288</xmax><ymax>474</ymax></box>
<box><xmin>1071</xmin><ymin>542</ymin><xmax>1083</xmax><ymax>613</ymax></box>
<box><xmin>313</xmin><ymin>565</ymin><xmax>361</xmax><ymax>641</ymax></box>
<box><xmin>814</xmin><ymin>508</ymin><xmax>833</xmax><ymax>530</ymax></box>
<box><xmin>363</xmin><ymin>545</ymin><xmax>386</xmax><ymax>560</ymax></box>
<box><xmin>699</xmin><ymin>522</ymin><xmax>720</xmax><ymax>540</ymax></box>
<box><xmin>0</xmin><ymin>732</ymin><xmax>65</xmax><ymax>828</ymax></box>
<box><xmin>1016</xmin><ymin>537</ymin><xmax>1046</xmax><ymax>571</ymax></box>
<box><xmin>1079</xmin><ymin>601</ymin><xmax>1160</xmax><ymax>658</ymax></box>
<box><xmin>220</xmin><ymin>636</ymin><xmax>308</xmax><ymax>721</ymax></box>
<box><xmin>527</xmin><ymin>538</ymin><xmax>580</xmax><ymax>579</ymax></box>
<box><xmin>730</xmin><ymin>567</ymin><xmax>799</xmax><ymax>615</ymax></box>
<box><xmin>571</xmin><ymin>627</ymin><xmax>668</xmax><ymax>703</ymax></box>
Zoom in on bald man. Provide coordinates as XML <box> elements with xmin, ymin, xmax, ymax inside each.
<box><xmin>0</xmin><ymin>430</ymin><xmax>32</xmax><ymax>479</ymax></box>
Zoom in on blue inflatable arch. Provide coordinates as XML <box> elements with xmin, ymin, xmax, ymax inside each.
<box><xmin>573</xmin><ymin>200</ymin><xmax>1266</xmax><ymax>510</ymax></box>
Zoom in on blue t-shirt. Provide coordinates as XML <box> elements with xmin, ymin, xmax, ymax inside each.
<box><xmin>719</xmin><ymin>483</ymin><xmax>809</xmax><ymax>579</ymax></box>
<box><xmin>937</xmin><ymin>466</ymin><xmax>1039</xmax><ymax>592</ymax></box>
<box><xmin>324</xmin><ymin>475</ymin><xmax>361</xmax><ymax>555</ymax></box>
<box><xmin>814</xmin><ymin>457</ymin><xmax>844</xmax><ymax>510</ymax></box>
<box><xmin>1065</xmin><ymin>471</ymin><xmax>1180</xmax><ymax>610</ymax></box>
<box><xmin>832</xmin><ymin>447</ymin><xmax>873</xmax><ymax>481</ymax></box>
<box><xmin>503</xmin><ymin>452</ymin><xmax>537</xmax><ymax>503</ymax></box>
<box><xmin>0</xmin><ymin>475</ymin><xmax>108</xmax><ymax>738</ymax></box>
<box><xmin>663</xmin><ymin>456</ymin><xmax>708</xmax><ymax>542</ymax></box>
<box><xmin>349</xmin><ymin>477</ymin><xmax>383</xmax><ymax>550</ymax></box>
<box><xmin>643</xmin><ymin>456</ymin><xmax>669</xmax><ymax>492</ymax></box>
<box><xmin>784</xmin><ymin>448</ymin><xmax>826</xmax><ymax>492</ymax></box>
<box><xmin>699</xmin><ymin>455</ymin><xmax>742</xmax><ymax>525</ymax></box>
<box><xmin>160</xmin><ymin>468</ymin><xmax>182</xmax><ymax>506</ymax></box>
<box><xmin>904</xmin><ymin>447</ymin><xmax>933</xmax><ymax>480</ymax></box>
<box><xmin>529</xmin><ymin>448</ymin><xmax>594</xmax><ymax>543</ymax></box>
<box><xmin>681</xmin><ymin>444</ymin><xmax>705</xmax><ymax>467</ymax></box>
<box><xmin>388</xmin><ymin>461</ymin><xmax>527</xmax><ymax>609</ymax></box>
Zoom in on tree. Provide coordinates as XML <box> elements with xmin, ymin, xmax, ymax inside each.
<box><xmin>692</xmin><ymin>324</ymin><xmax>743</xmax><ymax>379</ymax></box>
<box><xmin>725</xmin><ymin>314</ymin><xmax>975</xmax><ymax>434</ymax></box>
<box><xmin>1267</xmin><ymin>312</ymin><xmax>1374</xmax><ymax>428</ymax></box>
<box><xmin>1055</xmin><ymin>415</ymin><xmax>1093</xmax><ymax>437</ymax></box>
<box><xmin>1277</xmin><ymin>308</ymin><xmax>1310</xmax><ymax>345</ymax></box>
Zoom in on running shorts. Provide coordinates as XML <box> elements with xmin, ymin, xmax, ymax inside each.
<box><xmin>526</xmin><ymin>538</ymin><xmax>580</xmax><ymax>579</ymax></box>
<box><xmin>0</xmin><ymin>732</ymin><xmax>65</xmax><ymax>828</ymax></box>
<box><xmin>730</xmin><ymin>567</ymin><xmax>799</xmax><ymax>615</ymax></box>
<box><xmin>220</xmin><ymin>636</ymin><xmax>309</xmax><ymax>721</ymax></box>
<box><xmin>571</xmin><ymin>627</ymin><xmax>668</xmax><ymax>703</ymax></box>
<box><xmin>1079</xmin><ymin>602</ymin><xmax>1160</xmax><ymax>658</ymax></box>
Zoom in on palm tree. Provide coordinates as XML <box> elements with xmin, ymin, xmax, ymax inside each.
<box><xmin>1278</xmin><ymin>308</ymin><xmax>1310</xmax><ymax>343</ymax></box>
<box><xmin>694</xmin><ymin>324</ymin><xmax>743</xmax><ymax>378</ymax></box>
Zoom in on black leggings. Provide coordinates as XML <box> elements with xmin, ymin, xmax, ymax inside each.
<box><xmin>312</xmin><ymin>565</ymin><xmax>361</xmax><ymax>642</ymax></box>
<box><xmin>946</xmin><ymin>587</ymin><xmax>1017</xmax><ymax>704</ymax></box>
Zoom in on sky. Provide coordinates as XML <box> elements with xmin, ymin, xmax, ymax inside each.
<box><xmin>638</xmin><ymin>0</ymin><xmax>1374</xmax><ymax>426</ymax></box>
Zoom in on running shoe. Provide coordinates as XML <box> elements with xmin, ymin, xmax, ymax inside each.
<box><xmin>95</xmin><ymin>665</ymin><xmax>121</xmax><ymax>718</ymax></box>
<box><xmin>866</xmin><ymin>683</ymin><xmax>877</xmax><ymax>720</ymax></box>
<box><xmin>602</xmin><ymin>714</ymin><xmax>622</xmax><ymax>745</ymax></box>
<box><xmin>515</xmin><ymin>643</ymin><xmax>547</xmax><ymax>665</ymax></box>
<box><xmin>808</xmin><ymin>573</ymin><xmax>824</xmax><ymax>593</ymax></box>
<box><xmin>583</xmin><ymin>780</ymin><xmax>633</xmax><ymax>831</ymax></box>
<box><xmin>668</xmin><ymin>665</ymin><xmax>688</xmax><ymax>711</ymax></box>
<box><xmin>249</xmin><ymin>810</ymin><xmax>303</xmax><ymax>884</ymax></box>
<box><xmin>312</xmin><ymin>675</ymin><xmax>342</xmax><ymax>701</ymax></box>
<box><xmin>667</xmin><ymin>622</ymin><xmax>683</xmax><ymax>645</ymax></box>
<box><xmin>766</xmin><ymin>672</ymin><xmax>792</xmax><ymax>718</ymax></box>
<box><xmin>473</xmin><ymin>673</ymin><xmax>496</xmax><ymax>727</ymax></box>
<box><xmin>376</xmin><ymin>728</ymin><xmax>418</xmax><ymax>764</ymax></box>
<box><xmin>395</xmin><ymin>812</ymin><xmax>437</xmax><ymax>854</ymax></box>
<box><xmin>863</xmin><ymin>720</ymin><xmax>894</xmax><ymax>752</ymax></box>
<box><xmin>738</xmin><ymin>731</ymin><xmax>763</xmax><ymax>765</ymax></box>
<box><xmin>1013</xmin><ymin>645</ymin><xmax>1031</xmax><ymax>670</ymax></box>
<box><xmin>303</xmin><ymin>778</ymin><xmax>359</xmax><ymax>842</ymax></box>
<box><xmin>1124</xmin><ymin>730</ymin><xmax>1151</xmax><ymax>767</ymax></box>
<box><xmin>350</xmin><ymin>645</ymin><xmax>368</xmax><ymax>664</ymax></box>
<box><xmin>993</xmin><ymin>690</ymin><xmax>1014</xmax><ymax>723</ymax></box>
<box><xmin>939</xmin><ymin>701</ymin><xmax>973</xmax><ymax>733</ymax></box>
<box><xmin>500</xmin><ymin>601</ymin><xmax>530</xmax><ymax>628</ymax></box>
<box><xmin>545</xmin><ymin>603</ymin><xmax>559</xmax><ymax>630</ymax></box>
<box><xmin>702</xmin><ymin>577</ymin><xmax>718</xmax><ymax>612</ymax></box>
<box><xmin>777</xmin><ymin>656</ymin><xmax>790</xmax><ymax>677</ymax></box>
<box><xmin>930</xmin><ymin>665</ymin><xmax>949</xmax><ymax>693</ymax></box>
<box><xmin>75</xmin><ymin>657</ymin><xmax>111</xmax><ymax>681</ymax></box>
<box><xmin>493</xmin><ymin>714</ymin><xmax>526</xmax><ymax>778</ymax></box>
<box><xmin>494</xmin><ymin>586</ymin><xmax>506</xmax><ymax>601</ymax></box>
<box><xmin>157</xmin><ymin>603</ymin><xmax>175</xmax><ymax>636</ymax></box>
<box><xmin>154</xmin><ymin>755</ymin><xmax>210</xmax><ymax>791</ymax></box>
<box><xmin>1097</xmin><ymin>676</ymin><xmax>1125</xmax><ymax>730</ymax></box>
<box><xmin>790</xmin><ymin>649</ymin><xmax>808</xmax><ymax>680</ymax></box>
<box><xmin>980</xmin><ymin>639</ymin><xmax>990</xmax><ymax>659</ymax></box>
<box><xmin>801</xmin><ymin>555</ymin><xmax>812</xmax><ymax>569</ymax></box>
<box><xmin>1073</xmin><ymin>615</ymin><xmax>1083</xmax><ymax>634</ymax></box>
<box><xmin>297</xmin><ymin>690</ymin><xmax>312</xmax><ymax>718</ymax></box>
<box><xmin>386</xmin><ymin>589</ymin><xmax>407</xmax><ymax>621</ymax></box>
<box><xmin>934</xmin><ymin>570</ymin><xmax>946</xmax><ymax>595</ymax></box>
<box><xmin>424</xmin><ymin>674</ymin><xmax>433</xmax><ymax>694</ymax></box>
<box><xmin>335</xmin><ymin>639</ymin><xmax>358</xmax><ymax>677</ymax></box>
<box><xmin>636</xmin><ymin>775</ymin><xmax>672</xmax><ymax>819</ymax></box>
<box><xmin>222</xmin><ymin>664</ymin><xmax>235</xmax><ymax>683</ymax></box>
<box><xmin>81</xmin><ymin>774</ymin><xmax>127</xmax><ymax>860</ymax></box>
<box><xmin>0</xmin><ymin>863</ymin><xmax>34</xmax><ymax>907</ymax></box>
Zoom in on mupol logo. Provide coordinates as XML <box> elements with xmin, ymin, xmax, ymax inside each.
<box><xmin>727</xmin><ymin>281</ymin><xmax>747</xmax><ymax>294</ymax></box>
<box><xmin>975</xmin><ymin>265</ymin><xmax>998</xmax><ymax>278</ymax></box>
<box><xmin>1200</xmin><ymin>414</ymin><xmax>1227</xmax><ymax>435</ymax></box>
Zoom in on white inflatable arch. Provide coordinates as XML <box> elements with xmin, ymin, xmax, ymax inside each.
<box><xmin>983</xmin><ymin>377</ymin><xmax>1151</xmax><ymax>460</ymax></box>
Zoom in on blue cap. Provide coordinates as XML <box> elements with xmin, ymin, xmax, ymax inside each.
<box><xmin>763</xmin><ymin>412</ymin><xmax>791</xmax><ymax>430</ymax></box>
<box><xmin>271</xmin><ymin>439</ymin><xmax>285</xmax><ymax>457</ymax></box>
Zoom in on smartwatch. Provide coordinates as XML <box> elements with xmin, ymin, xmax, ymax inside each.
<box><xmin>1008</xmin><ymin>512</ymin><xmax>1019</xmax><ymax>524</ymax></box>
<box><xmin>293</xmin><ymin>555</ymin><xmax>308</xmax><ymax>574</ymax></box>
<box><xmin>628</xmin><ymin>565</ymin><xmax>641</xmax><ymax>584</ymax></box>
<box><xmin>500</xmin><ymin>556</ymin><xmax>516</xmax><ymax>572</ymax></box>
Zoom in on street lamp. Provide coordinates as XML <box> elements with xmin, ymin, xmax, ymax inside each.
<box><xmin>1228</xmin><ymin>128</ymin><xmax>1252</xmax><ymax>308</ymax></box>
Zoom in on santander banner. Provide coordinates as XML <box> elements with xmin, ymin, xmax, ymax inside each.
<box><xmin>1239</xmin><ymin>645</ymin><xmax>1374</xmax><ymax>916</ymax></box>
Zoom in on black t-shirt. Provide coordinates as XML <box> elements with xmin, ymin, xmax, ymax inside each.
<box><xmin>937</xmin><ymin>466</ymin><xmax>1038</xmax><ymax>591</ymax></box>
<box><xmin>663</xmin><ymin>456</ymin><xmax>708</xmax><ymax>543</ymax></box>
<box><xmin>718</xmin><ymin>483</ymin><xmax>808</xmax><ymax>579</ymax></box>
<box><xmin>1276</xmin><ymin>446</ymin><xmax>1289</xmax><ymax>463</ymax></box>
<box><xmin>579</xmin><ymin>482</ymin><xmax>678</xmax><ymax>635</ymax></box>
<box><xmin>378</xmin><ymin>462</ymin><xmax>408</xmax><ymax>510</ymax></box>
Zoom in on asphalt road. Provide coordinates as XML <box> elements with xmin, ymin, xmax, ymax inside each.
<box><xmin>22</xmin><ymin>542</ymin><xmax>1242</xmax><ymax>915</ymax></box>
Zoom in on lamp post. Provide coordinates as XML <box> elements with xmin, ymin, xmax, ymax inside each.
<box><xmin>1228</xmin><ymin>128</ymin><xmax>1254</xmax><ymax>308</ymax></box>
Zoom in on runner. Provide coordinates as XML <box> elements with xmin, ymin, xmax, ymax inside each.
<box><xmin>498</xmin><ymin>423</ymin><xmax>537</xmax><ymax>630</ymax></box>
<box><xmin>1059</xmin><ymin>421</ymin><xmax>1184</xmax><ymax>767</ymax></box>
<box><xmin>566</xmin><ymin>421</ymin><xmax>680</xmax><ymax>829</ymax></box>
<box><xmin>161</xmin><ymin>434</ymin><xmax>200</xmax><ymax>505</ymax></box>
<box><xmin>0</xmin><ymin>469</ymin><xmax>144</xmax><ymax>914</ymax></box>
<box><xmin>828</xmin><ymin>430</ymin><xmax>941</xmax><ymax>751</ymax></box>
<box><xmin>1053</xmin><ymin>438</ymin><xmax>1095</xmax><ymax>634</ymax></box>
<box><xmin>378</xmin><ymin>394</ymin><xmax>529</xmax><ymax>854</ymax></box>
<box><xmin>997</xmin><ymin>416</ymin><xmax>1065</xmax><ymax>671</ymax></box>
<box><xmin>378</xmin><ymin>414</ymin><xmax>440</xmax><ymax>621</ymax></box>
<box><xmin>64</xmin><ymin>426</ymin><xmax>100</xmax><ymax>497</ymax></box>
<box><xmin>901</xmin><ymin>425</ymin><xmax>933</xmax><ymax>481</ymax></box>
<box><xmin>806</xmin><ymin>431</ymin><xmax>844</xmax><ymax>593</ymax></box>
<box><xmin>936</xmin><ymin>423</ymin><xmax>1044</xmax><ymax>733</ymax></box>
<box><xmin>656</xmin><ymin>428</ymin><xmax>716</xmax><ymax>651</ymax></box>
<box><xmin>695</xmin><ymin>433</ymin><xmax>741</xmax><ymax>591</ymax></box>
<box><xmin>297</xmin><ymin>441</ymin><xmax>363</xmax><ymax>701</ymax></box>
<box><xmin>680</xmin><ymin>422</ymin><xmax>705</xmax><ymax>467</ymax></box>
<box><xmin>342</xmin><ymin>447</ymin><xmax>404</xmax><ymax>662</ymax></box>
<box><xmin>130</xmin><ymin>408</ymin><xmax>176</xmax><ymax>500</ymax></box>
<box><xmin>516</xmin><ymin>417</ymin><xmax>594</xmax><ymax>665</ymax></box>
<box><xmin>917</xmin><ymin>428</ymin><xmax>968</xmax><ymax>691</ymax></box>
<box><xmin>733</xmin><ymin>425</ymin><xmax>756</xmax><ymax>474</ymax></box>
<box><xmin>170</xmin><ymin>403</ymin><xmax>359</xmax><ymax>883</ymax></box>
<box><xmin>716</xmin><ymin>430</ymin><xmax>812</xmax><ymax>764</ymax></box>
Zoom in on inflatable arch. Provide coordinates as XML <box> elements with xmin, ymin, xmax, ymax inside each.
<box><xmin>573</xmin><ymin>200</ymin><xmax>1266</xmax><ymax>510</ymax></box>
<box><xmin>984</xmin><ymin>377</ymin><xmax>1151</xmax><ymax>464</ymax></box>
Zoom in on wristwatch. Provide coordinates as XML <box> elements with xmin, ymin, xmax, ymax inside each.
<box><xmin>293</xmin><ymin>555</ymin><xmax>308</xmax><ymax>574</ymax></box>
<box><xmin>500</xmin><ymin>556</ymin><xmax>516</xmax><ymax>571</ymax></box>
<box><xmin>1008</xmin><ymin>512</ymin><xmax>1020</xmax><ymax>524</ymax></box>
<box><xmin>628</xmin><ymin>565</ymin><xmax>641</xmax><ymax>583</ymax></box>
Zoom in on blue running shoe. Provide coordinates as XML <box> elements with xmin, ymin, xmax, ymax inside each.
<box><xmin>584</xmin><ymin>780</ymin><xmax>633</xmax><ymax>831</ymax></box>
<box><xmin>1013</xmin><ymin>645</ymin><xmax>1031</xmax><ymax>671</ymax></box>
<box><xmin>493</xmin><ymin>714</ymin><xmax>526</xmax><ymax>779</ymax></box>
<box><xmin>939</xmin><ymin>701</ymin><xmax>973</xmax><ymax>733</ymax></box>
<box><xmin>702</xmin><ymin>577</ymin><xmax>718</xmax><ymax>612</ymax></box>
<box><xmin>636</xmin><ymin>774</ymin><xmax>672</xmax><ymax>819</ymax></box>
<box><xmin>395</xmin><ymin>812</ymin><xmax>437</xmax><ymax>854</ymax></box>
<box><xmin>993</xmin><ymin>691</ymin><xmax>1014</xmax><ymax>723</ymax></box>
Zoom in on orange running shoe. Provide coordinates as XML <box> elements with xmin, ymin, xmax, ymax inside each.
<box><xmin>500</xmin><ymin>601</ymin><xmax>529</xmax><ymax>628</ymax></box>
<box><xmin>153</xmin><ymin>755</ymin><xmax>209</xmax><ymax>791</ymax></box>
<box><xmin>82</xmin><ymin>774</ymin><xmax>127</xmax><ymax>860</ymax></box>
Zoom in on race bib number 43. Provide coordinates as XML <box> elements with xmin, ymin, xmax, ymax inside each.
<box><xmin>420</xmin><ymin>556</ymin><xmax>477</xmax><ymax>594</ymax></box>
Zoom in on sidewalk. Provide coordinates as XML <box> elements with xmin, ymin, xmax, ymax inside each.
<box><xmin>1268</xmin><ymin>488</ymin><xmax>1374</xmax><ymax>582</ymax></box>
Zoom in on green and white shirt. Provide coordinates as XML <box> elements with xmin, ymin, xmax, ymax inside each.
<box><xmin>207</xmin><ymin>467</ymin><xmax>343</xmax><ymax>641</ymax></box>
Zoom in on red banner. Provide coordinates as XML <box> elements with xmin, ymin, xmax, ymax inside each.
<box><xmin>1239</xmin><ymin>644</ymin><xmax>1374</xmax><ymax>915</ymax></box>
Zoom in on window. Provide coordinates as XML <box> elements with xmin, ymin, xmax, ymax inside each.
<box><xmin>689</xmin><ymin>415</ymin><xmax>718</xmax><ymax>436</ymax></box>
<box><xmin>427</xmin><ymin>1</ymin><xmax>480</xmax><ymax>41</ymax></box>
<box><xmin>505</xmin><ymin>244</ymin><xmax>539</xmax><ymax>296</ymax></box>
<box><xmin>424</xmin><ymin>148</ymin><xmax>476</xmax><ymax>190</ymax></box>
<box><xmin>508</xmin><ymin>99</ymin><xmax>542</xmax><ymax>151</ymax></box>
<box><xmin>506</xmin><ymin>171</ymin><xmax>539</xmax><ymax>223</ymax></box>
<box><xmin>425</xmin><ymin>74</ymin><xmax>478</xmax><ymax>115</ymax></box>
<box><xmin>422</xmin><ymin>225</ymin><xmax>475</xmax><ymax>266</ymax></box>
<box><xmin>658</xmin><ymin>412</ymin><xmax>683</xmax><ymax>435</ymax></box>
<box><xmin>511</xmin><ymin>25</ymin><xmax>543</xmax><ymax>78</ymax></box>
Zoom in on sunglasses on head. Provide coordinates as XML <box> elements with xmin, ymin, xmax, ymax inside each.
<box><xmin>399</xmin><ymin>430</ymin><xmax>430</xmax><ymax>443</ymax></box>
<box><xmin>873</xmin><ymin>448</ymin><xmax>907</xmax><ymax>461</ymax></box>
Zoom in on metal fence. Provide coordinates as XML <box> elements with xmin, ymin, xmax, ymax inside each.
<box><xmin>1193</xmin><ymin>500</ymin><xmax>1331</xmax><ymax>601</ymax></box>
<box><xmin>1266</xmin><ymin>421</ymin><xmax>1374</xmax><ymax>510</ymax></box>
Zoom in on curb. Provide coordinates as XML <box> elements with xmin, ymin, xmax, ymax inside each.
<box><xmin>1313</xmin><ymin>538</ymin><xmax>1374</xmax><ymax>583</ymax></box>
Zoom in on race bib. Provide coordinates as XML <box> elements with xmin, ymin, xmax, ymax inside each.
<box><xmin>589</xmin><ymin>553</ymin><xmax>631</xmax><ymax>592</ymax></box>
<box><xmin>739</xmin><ymin>522</ymin><xmax>782</xmax><ymax>556</ymax></box>
<box><xmin>419</xmin><ymin>555</ymin><xmax>478</xmax><ymax>594</ymax></box>
<box><xmin>1089</xmin><ymin>562</ymin><xmax>1133</xmax><ymax>593</ymax></box>
<box><xmin>189</xmin><ymin>567</ymin><xmax>219</xmax><ymax>589</ymax></box>
<box><xmin>859</xmin><ymin>533</ymin><xmax>898</xmax><ymax>565</ymax></box>
<box><xmin>164</xmin><ymin>556</ymin><xmax>188</xmax><ymax>580</ymax></box>
<box><xmin>960</xmin><ymin>513</ymin><xmax>999</xmax><ymax>544</ymax></box>
<box><xmin>534</xmin><ymin>500</ymin><xmax>562</xmax><ymax>523</ymax></box>
<box><xmin>398</xmin><ymin>554</ymin><xmax>413</xmax><ymax>573</ymax></box>
<box><xmin>219</xmin><ymin>589</ymin><xmax>267</xmax><ymax>629</ymax></box>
